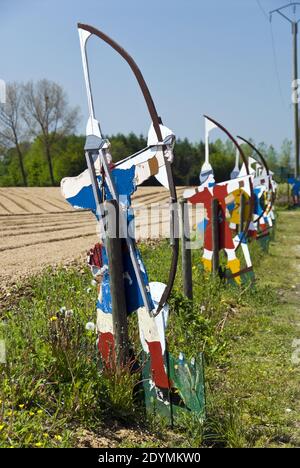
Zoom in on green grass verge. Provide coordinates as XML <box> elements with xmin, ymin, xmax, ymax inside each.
<box><xmin>0</xmin><ymin>210</ymin><xmax>299</xmax><ymax>447</ymax></box>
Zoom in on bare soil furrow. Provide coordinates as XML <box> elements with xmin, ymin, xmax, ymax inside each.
<box><xmin>0</xmin><ymin>224</ymin><xmax>95</xmax><ymax>251</ymax></box>
<box><xmin>0</xmin><ymin>222</ymin><xmax>94</xmax><ymax>238</ymax></box>
<box><xmin>0</xmin><ymin>186</ymin><xmax>189</xmax><ymax>286</ymax></box>
<box><xmin>5</xmin><ymin>190</ymin><xmax>51</xmax><ymax>213</ymax></box>
<box><xmin>5</xmin><ymin>189</ymin><xmax>67</xmax><ymax>212</ymax></box>
<box><xmin>1</xmin><ymin>216</ymin><xmax>92</xmax><ymax>231</ymax></box>
<box><xmin>0</xmin><ymin>210</ymin><xmax>87</xmax><ymax>219</ymax></box>
<box><xmin>0</xmin><ymin>201</ymin><xmax>12</xmax><ymax>214</ymax></box>
<box><xmin>0</xmin><ymin>231</ymin><xmax>97</xmax><ymax>253</ymax></box>
<box><xmin>0</xmin><ymin>219</ymin><xmax>93</xmax><ymax>233</ymax></box>
<box><xmin>0</xmin><ymin>194</ymin><xmax>30</xmax><ymax>214</ymax></box>
<box><xmin>0</xmin><ymin>235</ymin><xmax>98</xmax><ymax>284</ymax></box>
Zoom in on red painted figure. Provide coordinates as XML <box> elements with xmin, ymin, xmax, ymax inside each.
<box><xmin>189</xmin><ymin>184</ymin><xmax>235</xmax><ymax>251</ymax></box>
<box><xmin>184</xmin><ymin>171</ymin><xmax>246</xmax><ymax>283</ymax></box>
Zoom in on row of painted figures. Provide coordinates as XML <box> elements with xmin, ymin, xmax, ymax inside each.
<box><xmin>59</xmin><ymin>24</ymin><xmax>278</xmax><ymax>418</ymax></box>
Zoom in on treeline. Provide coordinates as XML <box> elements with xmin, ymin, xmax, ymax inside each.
<box><xmin>0</xmin><ymin>81</ymin><xmax>294</xmax><ymax>187</ymax></box>
<box><xmin>0</xmin><ymin>132</ymin><xmax>294</xmax><ymax>187</ymax></box>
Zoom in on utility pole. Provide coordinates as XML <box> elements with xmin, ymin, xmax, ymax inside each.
<box><xmin>270</xmin><ymin>3</ymin><xmax>300</xmax><ymax>178</ymax></box>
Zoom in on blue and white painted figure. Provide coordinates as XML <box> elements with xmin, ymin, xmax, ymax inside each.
<box><xmin>288</xmin><ymin>177</ymin><xmax>300</xmax><ymax>206</ymax></box>
<box><xmin>62</xmin><ymin>163</ymin><xmax>152</xmax><ymax>315</ymax></box>
<box><xmin>61</xmin><ymin>123</ymin><xmax>176</xmax><ymax>394</ymax></box>
<box><xmin>239</xmin><ymin>156</ymin><xmax>273</xmax><ymax>236</ymax></box>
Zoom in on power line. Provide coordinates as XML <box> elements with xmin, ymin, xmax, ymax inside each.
<box><xmin>256</xmin><ymin>0</ymin><xmax>289</xmax><ymax>110</ymax></box>
<box><xmin>269</xmin><ymin>2</ymin><xmax>300</xmax><ymax>177</ymax></box>
<box><xmin>256</xmin><ymin>0</ymin><xmax>268</xmax><ymax>20</ymax></box>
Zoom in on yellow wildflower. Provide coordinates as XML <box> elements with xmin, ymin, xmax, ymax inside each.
<box><xmin>37</xmin><ymin>410</ymin><xmax>43</xmax><ymax>414</ymax></box>
<box><xmin>18</xmin><ymin>404</ymin><xmax>25</xmax><ymax>409</ymax></box>
<box><xmin>0</xmin><ymin>425</ymin><xmax>4</xmax><ymax>431</ymax></box>
<box><xmin>29</xmin><ymin>411</ymin><xmax>34</xmax><ymax>416</ymax></box>
<box><xmin>43</xmin><ymin>433</ymin><xmax>49</xmax><ymax>438</ymax></box>
<box><xmin>54</xmin><ymin>435</ymin><xmax>62</xmax><ymax>441</ymax></box>
<box><xmin>50</xmin><ymin>316</ymin><xmax>57</xmax><ymax>322</ymax></box>
<box><xmin>35</xmin><ymin>442</ymin><xmax>42</xmax><ymax>447</ymax></box>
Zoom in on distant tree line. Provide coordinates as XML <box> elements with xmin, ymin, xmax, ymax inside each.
<box><xmin>0</xmin><ymin>81</ymin><xmax>294</xmax><ymax>187</ymax></box>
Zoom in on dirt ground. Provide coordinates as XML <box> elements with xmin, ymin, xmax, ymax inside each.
<box><xmin>0</xmin><ymin>186</ymin><xmax>188</xmax><ymax>289</ymax></box>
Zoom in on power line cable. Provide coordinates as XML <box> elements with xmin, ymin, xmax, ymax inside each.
<box><xmin>256</xmin><ymin>0</ymin><xmax>268</xmax><ymax>19</ymax></box>
<box><xmin>256</xmin><ymin>0</ymin><xmax>289</xmax><ymax>110</ymax></box>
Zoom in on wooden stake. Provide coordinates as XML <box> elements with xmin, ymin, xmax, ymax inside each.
<box><xmin>105</xmin><ymin>199</ymin><xmax>129</xmax><ymax>368</ymax></box>
<box><xmin>211</xmin><ymin>198</ymin><xmax>219</xmax><ymax>275</ymax></box>
<box><xmin>239</xmin><ymin>192</ymin><xmax>245</xmax><ymax>236</ymax></box>
<box><xmin>180</xmin><ymin>199</ymin><xmax>193</xmax><ymax>300</ymax></box>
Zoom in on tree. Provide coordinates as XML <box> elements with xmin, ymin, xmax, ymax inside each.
<box><xmin>265</xmin><ymin>144</ymin><xmax>278</xmax><ymax>173</ymax></box>
<box><xmin>0</xmin><ymin>83</ymin><xmax>27</xmax><ymax>186</ymax></box>
<box><xmin>22</xmin><ymin>80</ymin><xmax>80</xmax><ymax>186</ymax></box>
<box><xmin>279</xmin><ymin>138</ymin><xmax>293</xmax><ymax>174</ymax></box>
<box><xmin>174</xmin><ymin>138</ymin><xmax>193</xmax><ymax>184</ymax></box>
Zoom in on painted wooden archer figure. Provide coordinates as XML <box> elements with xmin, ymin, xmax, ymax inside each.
<box><xmin>62</xmin><ymin>122</ymin><xmax>177</xmax><ymax>402</ymax></box>
<box><xmin>60</xmin><ymin>23</ymin><xmax>184</xmax><ymax>407</ymax></box>
<box><xmin>236</xmin><ymin>144</ymin><xmax>276</xmax><ymax>243</ymax></box>
<box><xmin>184</xmin><ymin>168</ymin><xmax>250</xmax><ymax>284</ymax></box>
<box><xmin>61</xmin><ymin>25</ymin><xmax>207</xmax><ymax>419</ymax></box>
<box><xmin>183</xmin><ymin>117</ymin><xmax>253</xmax><ymax>284</ymax></box>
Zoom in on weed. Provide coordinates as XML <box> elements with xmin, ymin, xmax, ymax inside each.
<box><xmin>0</xmin><ymin>210</ymin><xmax>299</xmax><ymax>447</ymax></box>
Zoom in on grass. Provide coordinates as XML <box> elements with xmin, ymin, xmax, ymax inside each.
<box><xmin>0</xmin><ymin>209</ymin><xmax>300</xmax><ymax>447</ymax></box>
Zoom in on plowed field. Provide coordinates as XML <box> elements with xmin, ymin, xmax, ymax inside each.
<box><xmin>0</xmin><ymin>186</ymin><xmax>188</xmax><ymax>286</ymax></box>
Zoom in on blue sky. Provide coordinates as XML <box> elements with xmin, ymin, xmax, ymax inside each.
<box><xmin>0</xmin><ymin>0</ymin><xmax>297</xmax><ymax>150</ymax></box>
